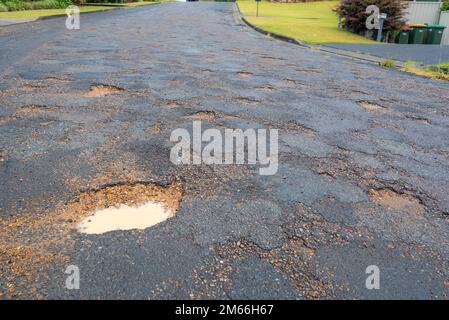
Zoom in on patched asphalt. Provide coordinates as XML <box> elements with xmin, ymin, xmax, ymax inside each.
<box><xmin>1</xmin><ymin>2</ymin><xmax>449</xmax><ymax>299</ymax></box>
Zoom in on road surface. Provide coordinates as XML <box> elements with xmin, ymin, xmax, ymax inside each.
<box><xmin>1</xmin><ymin>2</ymin><xmax>449</xmax><ymax>299</ymax></box>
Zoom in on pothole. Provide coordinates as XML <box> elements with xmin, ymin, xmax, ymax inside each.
<box><xmin>74</xmin><ymin>183</ymin><xmax>182</xmax><ymax>234</ymax></box>
<box><xmin>358</xmin><ymin>100</ymin><xmax>387</xmax><ymax>112</ymax></box>
<box><xmin>22</xmin><ymin>83</ymin><xmax>46</xmax><ymax>91</ymax></box>
<box><xmin>256</xmin><ymin>84</ymin><xmax>276</xmax><ymax>92</ymax></box>
<box><xmin>223</xmin><ymin>48</ymin><xmax>246</xmax><ymax>54</ymax></box>
<box><xmin>84</xmin><ymin>84</ymin><xmax>124</xmax><ymax>97</ymax></box>
<box><xmin>235</xmin><ymin>97</ymin><xmax>261</xmax><ymax>105</ymax></box>
<box><xmin>0</xmin><ymin>115</ymin><xmax>16</xmax><ymax>124</ymax></box>
<box><xmin>237</xmin><ymin>71</ymin><xmax>253</xmax><ymax>77</ymax></box>
<box><xmin>284</xmin><ymin>121</ymin><xmax>317</xmax><ymax>136</ymax></box>
<box><xmin>0</xmin><ymin>105</ymin><xmax>56</xmax><ymax>123</ymax></box>
<box><xmin>15</xmin><ymin>105</ymin><xmax>57</xmax><ymax>117</ymax></box>
<box><xmin>405</xmin><ymin>115</ymin><xmax>430</xmax><ymax>125</ymax></box>
<box><xmin>77</xmin><ymin>201</ymin><xmax>174</xmax><ymax>235</ymax></box>
<box><xmin>259</xmin><ymin>55</ymin><xmax>285</xmax><ymax>61</ymax></box>
<box><xmin>284</xmin><ymin>78</ymin><xmax>309</xmax><ymax>88</ymax></box>
<box><xmin>165</xmin><ymin>100</ymin><xmax>186</xmax><ymax>108</ymax></box>
<box><xmin>46</xmin><ymin>76</ymin><xmax>72</xmax><ymax>82</ymax></box>
<box><xmin>191</xmin><ymin>111</ymin><xmax>216</xmax><ymax>121</ymax></box>
<box><xmin>149</xmin><ymin>122</ymin><xmax>162</xmax><ymax>134</ymax></box>
<box><xmin>350</xmin><ymin>88</ymin><xmax>369</xmax><ymax>95</ymax></box>
<box><xmin>74</xmin><ymin>182</ymin><xmax>182</xmax><ymax>234</ymax></box>
<box><xmin>368</xmin><ymin>188</ymin><xmax>425</xmax><ymax>217</ymax></box>
<box><xmin>0</xmin><ymin>181</ymin><xmax>182</xmax><ymax>296</ymax></box>
<box><xmin>295</xmin><ymin>68</ymin><xmax>321</xmax><ymax>74</ymax></box>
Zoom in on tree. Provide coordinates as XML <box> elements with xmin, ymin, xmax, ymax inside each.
<box><xmin>335</xmin><ymin>0</ymin><xmax>407</xmax><ymax>37</ymax></box>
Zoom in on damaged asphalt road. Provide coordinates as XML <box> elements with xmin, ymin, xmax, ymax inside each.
<box><xmin>1</xmin><ymin>2</ymin><xmax>449</xmax><ymax>299</ymax></box>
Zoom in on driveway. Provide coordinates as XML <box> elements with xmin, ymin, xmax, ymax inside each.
<box><xmin>1</xmin><ymin>2</ymin><xmax>449</xmax><ymax>299</ymax></box>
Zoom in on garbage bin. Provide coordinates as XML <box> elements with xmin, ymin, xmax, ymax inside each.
<box><xmin>396</xmin><ymin>27</ymin><xmax>412</xmax><ymax>44</ymax></box>
<box><xmin>426</xmin><ymin>25</ymin><xmax>446</xmax><ymax>45</ymax></box>
<box><xmin>408</xmin><ymin>24</ymin><xmax>427</xmax><ymax>44</ymax></box>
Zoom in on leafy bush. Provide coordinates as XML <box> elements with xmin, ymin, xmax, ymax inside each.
<box><xmin>335</xmin><ymin>0</ymin><xmax>407</xmax><ymax>36</ymax></box>
<box><xmin>56</xmin><ymin>0</ymin><xmax>72</xmax><ymax>7</ymax></box>
<box><xmin>3</xmin><ymin>1</ymin><xmax>23</xmax><ymax>10</ymax></box>
<box><xmin>442</xmin><ymin>0</ymin><xmax>449</xmax><ymax>11</ymax></box>
<box><xmin>0</xmin><ymin>0</ymin><xmax>73</xmax><ymax>11</ymax></box>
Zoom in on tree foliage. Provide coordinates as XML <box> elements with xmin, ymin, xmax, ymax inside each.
<box><xmin>335</xmin><ymin>0</ymin><xmax>407</xmax><ymax>35</ymax></box>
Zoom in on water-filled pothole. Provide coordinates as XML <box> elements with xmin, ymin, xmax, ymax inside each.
<box><xmin>0</xmin><ymin>181</ymin><xmax>182</xmax><ymax>296</ymax></box>
<box><xmin>75</xmin><ymin>182</ymin><xmax>182</xmax><ymax>234</ymax></box>
<box><xmin>77</xmin><ymin>201</ymin><xmax>174</xmax><ymax>234</ymax></box>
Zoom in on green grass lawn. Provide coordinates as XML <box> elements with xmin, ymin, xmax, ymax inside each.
<box><xmin>0</xmin><ymin>6</ymin><xmax>116</xmax><ymax>19</ymax></box>
<box><xmin>237</xmin><ymin>0</ymin><xmax>375</xmax><ymax>44</ymax></box>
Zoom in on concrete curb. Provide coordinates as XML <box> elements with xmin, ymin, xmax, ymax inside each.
<box><xmin>233</xmin><ymin>3</ymin><xmax>404</xmax><ymax>68</ymax></box>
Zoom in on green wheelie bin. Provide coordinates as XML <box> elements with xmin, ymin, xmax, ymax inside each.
<box><xmin>396</xmin><ymin>27</ymin><xmax>412</xmax><ymax>44</ymax></box>
<box><xmin>408</xmin><ymin>24</ymin><xmax>427</xmax><ymax>44</ymax></box>
<box><xmin>426</xmin><ymin>25</ymin><xmax>446</xmax><ymax>45</ymax></box>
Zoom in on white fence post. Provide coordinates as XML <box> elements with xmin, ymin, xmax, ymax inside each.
<box><xmin>439</xmin><ymin>11</ymin><xmax>449</xmax><ymax>45</ymax></box>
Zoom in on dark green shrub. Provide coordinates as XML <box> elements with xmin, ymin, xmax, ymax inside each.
<box><xmin>335</xmin><ymin>0</ymin><xmax>407</xmax><ymax>35</ymax></box>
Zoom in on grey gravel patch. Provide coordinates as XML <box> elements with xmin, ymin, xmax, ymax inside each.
<box><xmin>174</xmin><ymin>197</ymin><xmax>290</xmax><ymax>249</ymax></box>
<box><xmin>312</xmin><ymin>194</ymin><xmax>356</xmax><ymax>226</ymax></box>
<box><xmin>258</xmin><ymin>164</ymin><xmax>367</xmax><ymax>205</ymax></box>
<box><xmin>354</xmin><ymin>202</ymin><xmax>449</xmax><ymax>260</ymax></box>
<box><xmin>282</xmin><ymin>134</ymin><xmax>337</xmax><ymax>157</ymax></box>
<box><xmin>314</xmin><ymin>239</ymin><xmax>448</xmax><ymax>299</ymax></box>
<box><xmin>47</xmin><ymin>228</ymin><xmax>207</xmax><ymax>299</ymax></box>
<box><xmin>229</xmin><ymin>254</ymin><xmax>303</xmax><ymax>300</ymax></box>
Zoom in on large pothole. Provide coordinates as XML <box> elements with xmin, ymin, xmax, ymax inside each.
<box><xmin>74</xmin><ymin>182</ymin><xmax>182</xmax><ymax>234</ymax></box>
<box><xmin>191</xmin><ymin>111</ymin><xmax>216</xmax><ymax>121</ymax></box>
<box><xmin>0</xmin><ymin>181</ymin><xmax>182</xmax><ymax>297</ymax></box>
<box><xmin>368</xmin><ymin>188</ymin><xmax>425</xmax><ymax>217</ymax></box>
<box><xmin>84</xmin><ymin>84</ymin><xmax>124</xmax><ymax>97</ymax></box>
<box><xmin>77</xmin><ymin>201</ymin><xmax>174</xmax><ymax>235</ymax></box>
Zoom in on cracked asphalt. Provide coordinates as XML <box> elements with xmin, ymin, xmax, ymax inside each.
<box><xmin>1</xmin><ymin>2</ymin><xmax>449</xmax><ymax>299</ymax></box>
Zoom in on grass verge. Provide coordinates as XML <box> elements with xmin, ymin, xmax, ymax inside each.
<box><xmin>401</xmin><ymin>60</ymin><xmax>449</xmax><ymax>81</ymax></box>
<box><xmin>0</xmin><ymin>5</ymin><xmax>116</xmax><ymax>18</ymax></box>
<box><xmin>237</xmin><ymin>0</ymin><xmax>375</xmax><ymax>44</ymax></box>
